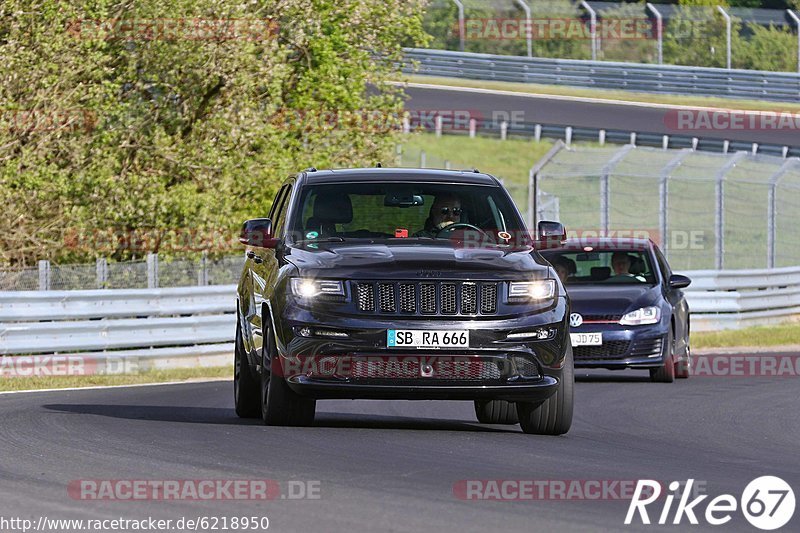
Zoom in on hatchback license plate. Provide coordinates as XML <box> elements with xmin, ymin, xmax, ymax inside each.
<box><xmin>570</xmin><ymin>332</ymin><xmax>602</xmax><ymax>346</ymax></box>
<box><xmin>387</xmin><ymin>329</ymin><xmax>469</xmax><ymax>349</ymax></box>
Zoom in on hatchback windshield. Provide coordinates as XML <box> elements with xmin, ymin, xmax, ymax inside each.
<box><xmin>289</xmin><ymin>182</ymin><xmax>526</xmax><ymax>246</ymax></box>
<box><xmin>540</xmin><ymin>249</ymin><xmax>657</xmax><ymax>285</ymax></box>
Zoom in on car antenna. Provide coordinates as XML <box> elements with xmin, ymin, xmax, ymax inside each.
<box><xmin>472</xmin><ymin>168</ymin><xmax>480</xmax><ymax>173</ymax></box>
<box><xmin>303</xmin><ymin>167</ymin><xmax>317</xmax><ymax>173</ymax></box>
<box><xmin>376</xmin><ymin>162</ymin><xmax>382</xmax><ymax>168</ymax></box>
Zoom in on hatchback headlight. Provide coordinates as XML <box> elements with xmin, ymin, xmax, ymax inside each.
<box><xmin>290</xmin><ymin>279</ymin><xmax>345</xmax><ymax>298</ymax></box>
<box><xmin>508</xmin><ymin>280</ymin><xmax>556</xmax><ymax>301</ymax></box>
<box><xmin>619</xmin><ymin>306</ymin><xmax>660</xmax><ymax>326</ymax></box>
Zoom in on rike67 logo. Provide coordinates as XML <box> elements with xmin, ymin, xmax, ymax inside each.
<box><xmin>625</xmin><ymin>477</ymin><xmax>795</xmax><ymax>530</ymax></box>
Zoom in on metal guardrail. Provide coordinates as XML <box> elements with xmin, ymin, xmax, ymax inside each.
<box><xmin>681</xmin><ymin>267</ymin><xmax>800</xmax><ymax>331</ymax></box>
<box><xmin>0</xmin><ymin>285</ymin><xmax>237</xmax><ymax>371</ymax></box>
<box><xmin>403</xmin><ymin>48</ymin><xmax>800</xmax><ymax>103</ymax></box>
<box><xmin>419</xmin><ymin>117</ymin><xmax>800</xmax><ymax>158</ymax></box>
<box><xmin>1</xmin><ymin>276</ymin><xmax>797</xmax><ymax>371</ymax></box>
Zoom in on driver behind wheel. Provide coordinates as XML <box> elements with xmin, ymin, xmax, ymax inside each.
<box><xmin>413</xmin><ymin>193</ymin><xmax>462</xmax><ymax>237</ymax></box>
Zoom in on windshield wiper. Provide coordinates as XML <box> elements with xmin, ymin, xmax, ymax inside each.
<box><xmin>296</xmin><ymin>236</ymin><xmax>346</xmax><ymax>244</ymax></box>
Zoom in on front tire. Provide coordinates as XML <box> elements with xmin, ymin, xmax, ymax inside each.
<box><xmin>260</xmin><ymin>325</ymin><xmax>316</xmax><ymax>427</ymax></box>
<box><xmin>650</xmin><ymin>330</ymin><xmax>675</xmax><ymax>383</ymax></box>
<box><xmin>234</xmin><ymin>321</ymin><xmax>260</xmax><ymax>418</ymax></box>
<box><xmin>516</xmin><ymin>344</ymin><xmax>574</xmax><ymax>435</ymax></box>
<box><xmin>675</xmin><ymin>345</ymin><xmax>691</xmax><ymax>379</ymax></box>
<box><xmin>474</xmin><ymin>400</ymin><xmax>519</xmax><ymax>425</ymax></box>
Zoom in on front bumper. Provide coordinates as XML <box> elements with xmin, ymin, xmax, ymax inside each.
<box><xmin>570</xmin><ymin>323</ymin><xmax>668</xmax><ymax>369</ymax></box>
<box><xmin>270</xmin><ymin>297</ymin><xmax>569</xmax><ymax>401</ymax></box>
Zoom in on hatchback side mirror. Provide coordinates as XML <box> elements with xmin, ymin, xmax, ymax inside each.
<box><xmin>239</xmin><ymin>218</ymin><xmax>279</xmax><ymax>249</ymax></box>
<box><xmin>669</xmin><ymin>274</ymin><xmax>691</xmax><ymax>289</ymax></box>
<box><xmin>537</xmin><ymin>220</ymin><xmax>566</xmax><ymax>249</ymax></box>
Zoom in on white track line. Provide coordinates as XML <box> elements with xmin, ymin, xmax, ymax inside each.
<box><xmin>394</xmin><ymin>81</ymin><xmax>790</xmax><ymax>114</ymax></box>
<box><xmin>0</xmin><ymin>377</ymin><xmax>230</xmax><ymax>395</ymax></box>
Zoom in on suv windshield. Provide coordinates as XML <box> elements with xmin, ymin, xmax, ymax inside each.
<box><xmin>289</xmin><ymin>182</ymin><xmax>525</xmax><ymax>246</ymax></box>
<box><xmin>541</xmin><ymin>249</ymin><xmax>657</xmax><ymax>286</ymax></box>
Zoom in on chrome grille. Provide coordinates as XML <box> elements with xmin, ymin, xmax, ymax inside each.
<box><xmin>441</xmin><ymin>283</ymin><xmax>457</xmax><ymax>314</ymax></box>
<box><xmin>462</xmin><ymin>283</ymin><xmax>477</xmax><ymax>314</ymax></box>
<box><xmin>378</xmin><ymin>283</ymin><xmax>395</xmax><ymax>312</ymax></box>
<box><xmin>356</xmin><ymin>283</ymin><xmax>374</xmax><ymax>312</ymax></box>
<box><xmin>481</xmin><ymin>283</ymin><xmax>498</xmax><ymax>314</ymax></box>
<box><xmin>399</xmin><ymin>283</ymin><xmax>416</xmax><ymax>313</ymax></box>
<box><xmin>353</xmin><ymin>281</ymin><xmax>498</xmax><ymax>316</ymax></box>
<box><xmin>420</xmin><ymin>283</ymin><xmax>436</xmax><ymax>313</ymax></box>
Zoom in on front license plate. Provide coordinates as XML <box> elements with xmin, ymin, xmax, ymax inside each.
<box><xmin>570</xmin><ymin>332</ymin><xmax>603</xmax><ymax>346</ymax></box>
<box><xmin>387</xmin><ymin>329</ymin><xmax>469</xmax><ymax>349</ymax></box>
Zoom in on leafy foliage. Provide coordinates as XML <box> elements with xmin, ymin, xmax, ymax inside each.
<box><xmin>0</xmin><ymin>0</ymin><xmax>428</xmax><ymax>265</ymax></box>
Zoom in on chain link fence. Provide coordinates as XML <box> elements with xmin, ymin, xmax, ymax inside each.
<box><xmin>535</xmin><ymin>144</ymin><xmax>800</xmax><ymax>271</ymax></box>
<box><xmin>423</xmin><ymin>0</ymin><xmax>800</xmax><ymax>71</ymax></box>
<box><xmin>0</xmin><ymin>254</ymin><xmax>244</xmax><ymax>291</ymax></box>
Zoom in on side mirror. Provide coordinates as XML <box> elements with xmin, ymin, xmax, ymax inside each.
<box><xmin>668</xmin><ymin>274</ymin><xmax>691</xmax><ymax>289</ymax></box>
<box><xmin>537</xmin><ymin>220</ymin><xmax>566</xmax><ymax>249</ymax></box>
<box><xmin>239</xmin><ymin>218</ymin><xmax>278</xmax><ymax>249</ymax></box>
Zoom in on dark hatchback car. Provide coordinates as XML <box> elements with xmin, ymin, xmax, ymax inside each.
<box><xmin>233</xmin><ymin>168</ymin><xmax>574</xmax><ymax>434</ymax></box>
<box><xmin>539</xmin><ymin>238</ymin><xmax>691</xmax><ymax>382</ymax></box>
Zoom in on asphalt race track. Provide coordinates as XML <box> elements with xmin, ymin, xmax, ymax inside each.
<box><xmin>2</xmin><ymin>359</ymin><xmax>798</xmax><ymax>532</ymax></box>
<box><xmin>403</xmin><ymin>85</ymin><xmax>800</xmax><ymax>147</ymax></box>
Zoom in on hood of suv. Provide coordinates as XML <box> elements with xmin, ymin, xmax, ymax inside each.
<box><xmin>286</xmin><ymin>242</ymin><xmax>552</xmax><ymax>280</ymax></box>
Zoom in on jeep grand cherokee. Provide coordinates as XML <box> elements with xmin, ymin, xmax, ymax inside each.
<box><xmin>233</xmin><ymin>168</ymin><xmax>573</xmax><ymax>435</ymax></box>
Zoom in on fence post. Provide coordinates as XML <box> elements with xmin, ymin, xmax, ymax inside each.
<box><xmin>38</xmin><ymin>260</ymin><xmax>50</xmax><ymax>291</ymax></box>
<box><xmin>452</xmin><ymin>0</ymin><xmax>465</xmax><ymax>52</ymax></box>
<box><xmin>513</xmin><ymin>0</ymin><xmax>533</xmax><ymax>58</ymax></box>
<box><xmin>767</xmin><ymin>158</ymin><xmax>800</xmax><ymax>268</ymax></box>
<box><xmin>198</xmin><ymin>252</ymin><xmax>209</xmax><ymax>286</ymax></box>
<box><xmin>787</xmin><ymin>10</ymin><xmax>800</xmax><ymax>73</ymax></box>
<box><xmin>580</xmin><ymin>1</ymin><xmax>598</xmax><ymax>61</ymax></box>
<box><xmin>646</xmin><ymin>3</ymin><xmax>663</xmax><ymax>65</ymax></box>
<box><xmin>660</xmin><ymin>149</ymin><xmax>692</xmax><ymax>258</ymax></box>
<box><xmin>500</xmin><ymin>120</ymin><xmax>508</xmax><ymax>140</ymax></box>
<box><xmin>600</xmin><ymin>145</ymin><xmax>636</xmax><ymax>234</ymax></box>
<box><xmin>147</xmin><ymin>253</ymin><xmax>159</xmax><ymax>289</ymax></box>
<box><xmin>96</xmin><ymin>258</ymin><xmax>108</xmax><ymax>289</ymax></box>
<box><xmin>717</xmin><ymin>6</ymin><xmax>732</xmax><ymax>69</ymax></box>
<box><xmin>420</xmin><ymin>150</ymin><xmax>426</xmax><ymax>168</ymax></box>
<box><xmin>527</xmin><ymin>140</ymin><xmax>566</xmax><ymax>229</ymax></box>
<box><xmin>715</xmin><ymin>152</ymin><xmax>746</xmax><ymax>270</ymax></box>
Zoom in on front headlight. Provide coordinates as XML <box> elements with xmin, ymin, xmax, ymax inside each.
<box><xmin>508</xmin><ymin>280</ymin><xmax>556</xmax><ymax>302</ymax></box>
<box><xmin>619</xmin><ymin>306</ymin><xmax>661</xmax><ymax>326</ymax></box>
<box><xmin>290</xmin><ymin>278</ymin><xmax>345</xmax><ymax>298</ymax></box>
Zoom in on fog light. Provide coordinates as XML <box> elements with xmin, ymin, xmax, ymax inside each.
<box><xmin>295</xmin><ymin>326</ymin><xmax>349</xmax><ymax>339</ymax></box>
<box><xmin>506</xmin><ymin>328</ymin><xmax>556</xmax><ymax>341</ymax></box>
<box><xmin>313</xmin><ymin>329</ymin><xmax>349</xmax><ymax>338</ymax></box>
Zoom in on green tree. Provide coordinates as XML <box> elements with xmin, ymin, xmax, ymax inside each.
<box><xmin>0</xmin><ymin>0</ymin><xmax>428</xmax><ymax>265</ymax></box>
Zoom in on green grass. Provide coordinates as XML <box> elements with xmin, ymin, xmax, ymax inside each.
<box><xmin>693</xmin><ymin>322</ymin><xmax>800</xmax><ymax>349</ymax></box>
<box><xmin>403</xmin><ymin>75</ymin><xmax>800</xmax><ymax>113</ymax></box>
<box><xmin>0</xmin><ymin>365</ymin><xmax>231</xmax><ymax>392</ymax></box>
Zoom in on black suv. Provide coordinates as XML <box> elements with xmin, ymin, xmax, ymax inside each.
<box><xmin>234</xmin><ymin>168</ymin><xmax>573</xmax><ymax>435</ymax></box>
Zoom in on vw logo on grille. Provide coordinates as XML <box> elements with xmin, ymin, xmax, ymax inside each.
<box><xmin>569</xmin><ymin>313</ymin><xmax>583</xmax><ymax>328</ymax></box>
